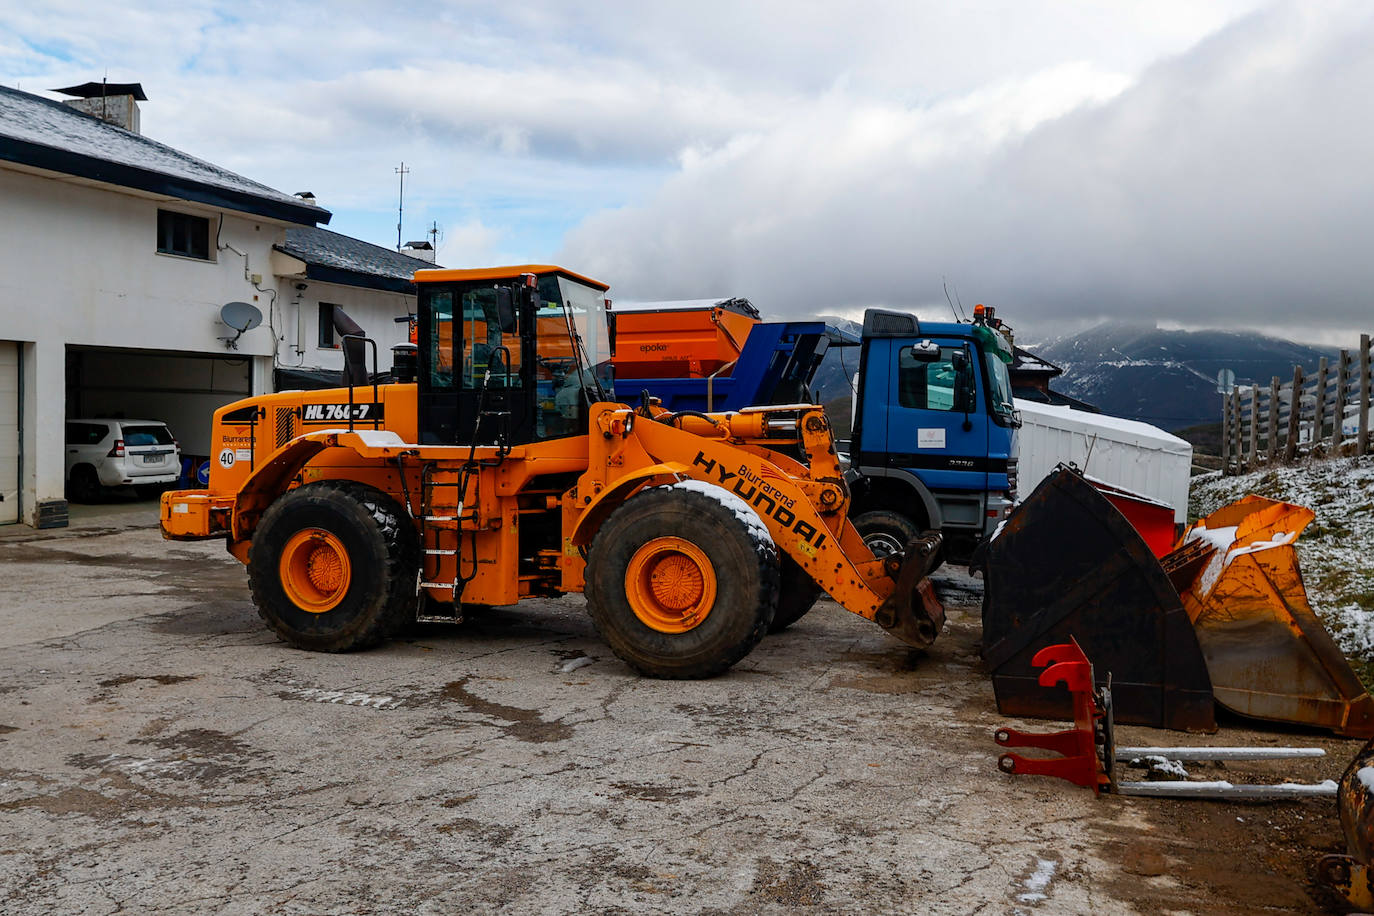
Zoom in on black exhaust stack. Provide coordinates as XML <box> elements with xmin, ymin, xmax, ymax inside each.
<box><xmin>333</xmin><ymin>307</ymin><xmax>369</xmax><ymax>387</ymax></box>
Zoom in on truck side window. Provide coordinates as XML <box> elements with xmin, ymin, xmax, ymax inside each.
<box><xmin>897</xmin><ymin>346</ymin><xmax>965</xmax><ymax>411</ymax></box>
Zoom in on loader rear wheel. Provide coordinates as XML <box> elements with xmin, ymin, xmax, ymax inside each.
<box><xmin>769</xmin><ymin>555</ymin><xmax>823</xmax><ymax>632</ymax></box>
<box><xmin>854</xmin><ymin>509</ymin><xmax>944</xmax><ymax>574</ymax></box>
<box><xmin>249</xmin><ymin>481</ymin><xmax>418</xmax><ymax>652</ymax></box>
<box><xmin>585</xmin><ymin>485</ymin><xmax>778</xmax><ymax>678</ymax></box>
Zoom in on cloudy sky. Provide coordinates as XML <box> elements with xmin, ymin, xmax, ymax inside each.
<box><xmin>3</xmin><ymin>1</ymin><xmax>1369</xmax><ymax>340</ymax></box>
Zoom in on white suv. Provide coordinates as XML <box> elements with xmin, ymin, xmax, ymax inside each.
<box><xmin>66</xmin><ymin>419</ymin><xmax>181</xmax><ymax>501</ymax></box>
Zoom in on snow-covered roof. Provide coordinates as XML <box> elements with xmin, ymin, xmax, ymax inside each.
<box><xmin>1011</xmin><ymin>346</ymin><xmax>1062</xmax><ymax>376</ymax></box>
<box><xmin>277</xmin><ymin>226</ymin><xmax>441</xmax><ymax>294</ymax></box>
<box><xmin>1015</xmin><ymin>398</ymin><xmax>1192</xmax><ymax>454</ymax></box>
<box><xmin>0</xmin><ymin>84</ymin><xmax>329</xmax><ymax>227</ymax></box>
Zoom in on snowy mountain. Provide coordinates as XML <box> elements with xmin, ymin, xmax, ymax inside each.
<box><xmin>1033</xmin><ymin>322</ymin><xmax>1333</xmax><ymax>432</ymax></box>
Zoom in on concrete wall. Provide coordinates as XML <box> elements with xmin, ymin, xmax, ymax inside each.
<box><xmin>0</xmin><ymin>164</ymin><xmax>287</xmax><ymax>523</ymax></box>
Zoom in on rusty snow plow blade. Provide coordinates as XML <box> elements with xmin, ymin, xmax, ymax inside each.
<box><xmin>1317</xmin><ymin>738</ymin><xmax>1374</xmax><ymax>910</ymax></box>
<box><xmin>974</xmin><ymin>467</ymin><xmax>1216</xmax><ymax>732</ymax></box>
<box><xmin>1174</xmin><ymin>497</ymin><xmax>1374</xmax><ymax>739</ymax></box>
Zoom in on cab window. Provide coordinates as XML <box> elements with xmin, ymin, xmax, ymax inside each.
<box><xmin>897</xmin><ymin>346</ymin><xmax>968</xmax><ymax>411</ymax></box>
<box><xmin>458</xmin><ymin>288</ymin><xmax>522</xmax><ymax>389</ymax></box>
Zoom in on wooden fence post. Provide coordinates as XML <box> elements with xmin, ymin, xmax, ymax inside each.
<box><xmin>1360</xmin><ymin>334</ymin><xmax>1371</xmax><ymax>456</ymax></box>
<box><xmin>1284</xmin><ymin>365</ymin><xmax>1304</xmax><ymax>463</ymax></box>
<box><xmin>1225</xmin><ymin>390</ymin><xmax>1236</xmax><ymax>469</ymax></box>
<box><xmin>1267</xmin><ymin>376</ymin><xmax>1280</xmax><ymax>464</ymax></box>
<box><xmin>1230</xmin><ymin>387</ymin><xmax>1241</xmax><ymax>469</ymax></box>
<box><xmin>1333</xmin><ymin>348</ymin><xmax>1350</xmax><ymax>454</ymax></box>
<box><xmin>1247</xmin><ymin>386</ymin><xmax>1259</xmax><ymax>470</ymax></box>
<box><xmin>1315</xmin><ymin>356</ymin><xmax>1329</xmax><ymax>450</ymax></box>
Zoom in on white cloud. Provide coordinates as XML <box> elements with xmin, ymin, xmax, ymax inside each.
<box><xmin>560</xmin><ymin>2</ymin><xmax>1374</xmax><ymax>337</ymax></box>
<box><xmin>15</xmin><ymin>0</ymin><xmax>1362</xmax><ymax>339</ymax></box>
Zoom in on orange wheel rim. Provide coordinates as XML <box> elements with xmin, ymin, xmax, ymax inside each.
<box><xmin>279</xmin><ymin>528</ymin><xmax>352</xmax><ymax>614</ymax></box>
<box><xmin>625</xmin><ymin>536</ymin><xmax>716</xmax><ymax>633</ymax></box>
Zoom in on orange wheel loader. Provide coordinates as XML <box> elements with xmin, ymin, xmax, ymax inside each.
<box><xmin>161</xmin><ymin>265</ymin><xmax>944</xmax><ymax>677</ymax></box>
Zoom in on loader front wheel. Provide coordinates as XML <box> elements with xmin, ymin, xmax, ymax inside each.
<box><xmin>249</xmin><ymin>482</ymin><xmax>418</xmax><ymax>652</ymax></box>
<box><xmin>586</xmin><ymin>485</ymin><xmax>778</xmax><ymax>678</ymax></box>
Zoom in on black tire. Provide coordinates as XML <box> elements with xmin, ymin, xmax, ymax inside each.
<box><xmin>853</xmin><ymin>509</ymin><xmax>945</xmax><ymax>574</ymax></box>
<box><xmin>585</xmin><ymin>485</ymin><xmax>779</xmax><ymax>678</ymax></box>
<box><xmin>248</xmin><ymin>481</ymin><xmax>419</xmax><ymax>652</ymax></box>
<box><xmin>67</xmin><ymin>465</ymin><xmax>101</xmax><ymax>503</ymax></box>
<box><xmin>769</xmin><ymin>554</ymin><xmax>823</xmax><ymax>632</ymax></box>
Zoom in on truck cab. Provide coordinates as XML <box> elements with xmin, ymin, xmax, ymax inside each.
<box><xmin>848</xmin><ymin>307</ymin><xmax>1019</xmax><ymax>561</ymax></box>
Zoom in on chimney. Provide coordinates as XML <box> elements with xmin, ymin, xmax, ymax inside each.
<box><xmin>52</xmin><ymin>81</ymin><xmax>147</xmax><ymax>134</ymax></box>
<box><xmin>401</xmin><ymin>240</ymin><xmax>437</xmax><ymax>264</ymax></box>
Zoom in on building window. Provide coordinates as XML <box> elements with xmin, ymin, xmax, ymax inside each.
<box><xmin>318</xmin><ymin>303</ymin><xmax>339</xmax><ymax>348</ymax></box>
<box><xmin>156</xmin><ymin>209</ymin><xmax>211</xmax><ymax>260</ymax></box>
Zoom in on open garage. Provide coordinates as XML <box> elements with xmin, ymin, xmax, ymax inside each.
<box><xmin>65</xmin><ymin>346</ymin><xmax>253</xmax><ymax>479</ymax></box>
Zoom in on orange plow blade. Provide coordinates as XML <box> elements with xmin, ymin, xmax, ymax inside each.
<box><xmin>1173</xmin><ymin>496</ymin><xmax>1374</xmax><ymax>738</ymax></box>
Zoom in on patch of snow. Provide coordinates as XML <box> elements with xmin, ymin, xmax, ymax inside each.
<box><xmin>662</xmin><ymin>480</ymin><xmax>774</xmax><ymax>547</ymax></box>
<box><xmin>1191</xmin><ymin>455</ymin><xmax>1374</xmax><ymax>662</ymax></box>
<box><xmin>1017</xmin><ymin>858</ymin><xmax>1057</xmax><ymax>904</ymax></box>
<box><xmin>278</xmin><ymin>686</ymin><xmax>401</xmax><ymax>710</ymax></box>
<box><xmin>1128</xmin><ymin>755</ymin><xmax>1189</xmax><ymax>779</ymax></box>
<box><xmin>1358</xmin><ymin>766</ymin><xmax>1374</xmax><ymax>792</ymax></box>
<box><xmin>558</xmin><ymin>656</ymin><xmax>594</xmax><ymax>673</ymax></box>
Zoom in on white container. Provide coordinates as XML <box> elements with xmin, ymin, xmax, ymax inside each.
<box><xmin>1014</xmin><ymin>399</ymin><xmax>1194</xmax><ymax>524</ymax></box>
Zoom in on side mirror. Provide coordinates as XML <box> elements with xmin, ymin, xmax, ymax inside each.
<box><xmin>606</xmin><ymin>311</ymin><xmax>617</xmax><ymax>356</ymax></box>
<box><xmin>495</xmin><ymin>287</ymin><xmax>518</xmax><ymax>334</ymax></box>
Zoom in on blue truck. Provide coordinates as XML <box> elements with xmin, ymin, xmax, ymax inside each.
<box><xmin>614</xmin><ymin>303</ymin><xmax>1020</xmax><ymax>562</ymax></box>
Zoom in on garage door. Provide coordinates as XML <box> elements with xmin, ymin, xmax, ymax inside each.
<box><xmin>67</xmin><ymin>348</ymin><xmax>251</xmax><ymax>458</ymax></box>
<box><xmin>0</xmin><ymin>342</ymin><xmax>19</xmax><ymax>525</ymax></box>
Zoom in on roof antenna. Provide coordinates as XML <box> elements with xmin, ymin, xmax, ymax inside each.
<box><xmin>394</xmin><ymin>161</ymin><xmax>409</xmax><ymax>252</ymax></box>
<box><xmin>944</xmin><ymin>278</ymin><xmax>967</xmax><ymax>322</ymax></box>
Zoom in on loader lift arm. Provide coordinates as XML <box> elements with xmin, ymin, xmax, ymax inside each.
<box><xmin>572</xmin><ymin>403</ymin><xmax>946</xmax><ymax>646</ymax></box>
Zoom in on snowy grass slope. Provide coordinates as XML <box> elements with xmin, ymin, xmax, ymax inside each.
<box><xmin>1190</xmin><ymin>455</ymin><xmax>1374</xmax><ymax>677</ymax></box>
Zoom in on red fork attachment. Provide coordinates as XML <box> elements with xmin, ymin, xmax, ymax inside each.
<box><xmin>994</xmin><ymin>639</ymin><xmax>1113</xmax><ymax>795</ymax></box>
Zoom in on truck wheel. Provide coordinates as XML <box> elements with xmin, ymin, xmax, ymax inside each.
<box><xmin>770</xmin><ymin>555</ymin><xmax>823</xmax><ymax>632</ymax></box>
<box><xmin>853</xmin><ymin>509</ymin><xmax>944</xmax><ymax>574</ymax></box>
<box><xmin>249</xmin><ymin>481</ymin><xmax>418</xmax><ymax>652</ymax></box>
<box><xmin>585</xmin><ymin>485</ymin><xmax>778</xmax><ymax>678</ymax></box>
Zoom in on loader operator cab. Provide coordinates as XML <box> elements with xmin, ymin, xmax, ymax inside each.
<box><xmin>414</xmin><ymin>266</ymin><xmax>615</xmax><ymax>446</ymax></box>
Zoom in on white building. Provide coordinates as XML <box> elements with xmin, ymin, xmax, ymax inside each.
<box><xmin>0</xmin><ymin>83</ymin><xmax>436</xmax><ymax>527</ymax></box>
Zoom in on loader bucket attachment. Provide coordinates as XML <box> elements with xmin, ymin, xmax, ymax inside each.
<box><xmin>975</xmin><ymin>467</ymin><xmax>1217</xmax><ymax>732</ymax></box>
<box><xmin>1174</xmin><ymin>497</ymin><xmax>1374</xmax><ymax>739</ymax></box>
<box><xmin>874</xmin><ymin>532</ymin><xmax>946</xmax><ymax>647</ymax></box>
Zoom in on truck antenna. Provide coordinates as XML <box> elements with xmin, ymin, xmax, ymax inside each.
<box><xmin>943</xmin><ymin>278</ymin><xmax>966</xmax><ymax>322</ymax></box>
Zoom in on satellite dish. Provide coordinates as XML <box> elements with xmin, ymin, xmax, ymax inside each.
<box><xmin>220</xmin><ymin>301</ymin><xmax>263</xmax><ymax>349</ymax></box>
<box><xmin>222</xmin><ymin>301</ymin><xmax>263</xmax><ymax>332</ymax></box>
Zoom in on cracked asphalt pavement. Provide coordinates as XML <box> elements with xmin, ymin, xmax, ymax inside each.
<box><xmin>0</xmin><ymin>503</ymin><xmax>1353</xmax><ymax>914</ymax></box>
